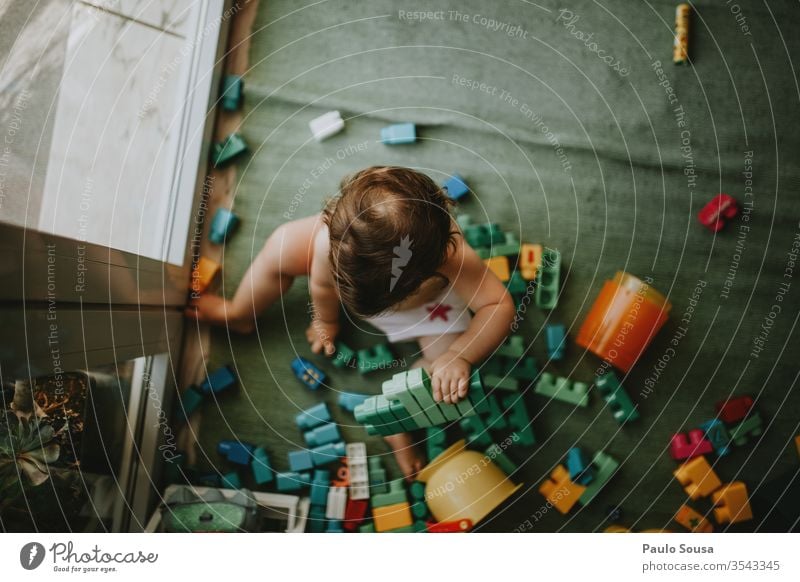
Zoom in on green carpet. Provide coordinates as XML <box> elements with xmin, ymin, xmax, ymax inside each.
<box><xmin>196</xmin><ymin>0</ymin><xmax>800</xmax><ymax>532</ymax></box>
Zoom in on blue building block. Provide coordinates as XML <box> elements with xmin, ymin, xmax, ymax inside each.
<box><xmin>700</xmin><ymin>418</ymin><xmax>731</xmax><ymax>456</ymax></box>
<box><xmin>566</xmin><ymin>447</ymin><xmax>595</xmax><ymax>485</ymax></box>
<box><xmin>199</xmin><ymin>365</ymin><xmax>237</xmax><ymax>395</ymax></box>
<box><xmin>338</xmin><ymin>391</ymin><xmax>370</xmax><ymax>412</ymax></box>
<box><xmin>291</xmin><ymin>356</ymin><xmax>327</xmax><ymax>390</ymax></box>
<box><xmin>220</xmin><ymin>74</ymin><xmax>244</xmax><ymax>111</ymax></box>
<box><xmin>546</xmin><ymin>324</ymin><xmax>566</xmax><ymax>361</ymax></box>
<box><xmin>304</xmin><ymin>423</ymin><xmax>341</xmax><ymax>447</ymax></box>
<box><xmin>380</xmin><ymin>122</ymin><xmax>416</xmax><ymax>145</ymax></box>
<box><xmin>208</xmin><ymin>208</ymin><xmax>240</xmax><ymax>245</ymax></box>
<box><xmin>276</xmin><ymin>471</ymin><xmax>311</xmax><ymax>492</ymax></box>
<box><xmin>288</xmin><ymin>449</ymin><xmax>315</xmax><ymax>472</ymax></box>
<box><xmin>326</xmin><ymin>520</ymin><xmax>344</xmax><ymax>533</ymax></box>
<box><xmin>295</xmin><ymin>402</ymin><xmax>331</xmax><ymax>430</ymax></box>
<box><xmin>251</xmin><ymin>447</ymin><xmax>274</xmax><ymax>484</ymax></box>
<box><xmin>310</xmin><ymin>441</ymin><xmax>346</xmax><ymax>466</ymax></box>
<box><xmin>217</xmin><ymin>440</ymin><xmax>254</xmax><ymax>465</ymax></box>
<box><xmin>212</xmin><ymin>132</ymin><xmax>248</xmax><ymax>167</ymax></box>
<box><xmin>178</xmin><ymin>386</ymin><xmax>204</xmax><ymax>421</ymax></box>
<box><xmin>443</xmin><ymin>174</ymin><xmax>469</xmax><ymax>201</ymax></box>
<box><xmin>310</xmin><ymin>470</ymin><xmax>331</xmax><ymax>507</ymax></box>
<box><xmin>220</xmin><ymin>471</ymin><xmax>241</xmax><ymax>489</ymax></box>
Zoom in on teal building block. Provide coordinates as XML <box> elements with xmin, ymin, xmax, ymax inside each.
<box><xmin>501</xmin><ymin>393</ymin><xmax>536</xmax><ymax>446</ymax></box>
<box><xmin>490</xmin><ymin>232</ymin><xmax>521</xmax><ymax>257</ymax></box>
<box><xmin>389</xmin><ymin>399</ymin><xmax>421</xmax><ymax>432</ymax></box>
<box><xmin>411</xmin><ymin>501</ymin><xmax>430</xmax><ymax>520</ymax></box>
<box><xmin>485</xmin><ymin>444</ymin><xmax>517</xmax><ymax>476</ymax></box>
<box><xmin>372</xmin><ymin>479</ymin><xmax>407</xmax><ymax>508</ymax></box>
<box><xmin>496</xmin><ymin>335</ymin><xmax>525</xmax><ymax>358</ymax></box>
<box><xmin>535</xmin><ymin>373</ymin><xmax>589</xmax><ymax>407</ymax></box>
<box><xmin>375</xmin><ymin>395</ymin><xmax>414</xmax><ymax>433</ymax></box>
<box><xmin>310</xmin><ymin>441</ymin><xmax>346</xmax><ymax>466</ymax></box>
<box><xmin>288</xmin><ymin>449</ymin><xmax>314</xmax><ymax>472</ymax></box>
<box><xmin>546</xmin><ymin>324</ymin><xmax>567</xmax><ymax>360</ymax></box>
<box><xmin>466</xmin><ymin>370</ymin><xmax>490</xmax><ymax>414</ymax></box>
<box><xmin>304</xmin><ymin>423</ymin><xmax>342</xmax><ymax>447</ymax></box>
<box><xmin>460</xmin><ymin>415</ymin><xmax>492</xmax><ymax>447</ymax></box>
<box><xmin>212</xmin><ymin>132</ymin><xmax>248</xmax><ymax>167</ymax></box>
<box><xmin>331</xmin><ymin>342</ymin><xmax>356</xmax><ymax>368</ymax></box>
<box><xmin>409</xmin><ymin>481</ymin><xmax>426</xmax><ymax>501</ymax></box>
<box><xmin>412</xmin><ymin>521</ymin><xmax>428</xmax><ymax>532</ymax></box>
<box><xmin>426</xmin><ymin>426</ymin><xmax>447</xmax><ymax>461</ymax></box>
<box><xmin>357</xmin><ymin>344</ymin><xmax>394</xmax><ymax>374</ymax></box>
<box><xmin>220</xmin><ymin>74</ymin><xmax>244</xmax><ymax>111</ymax></box>
<box><xmin>566</xmin><ymin>447</ymin><xmax>595</xmax><ymax>485</ymax></box>
<box><xmin>700</xmin><ymin>418</ymin><xmax>732</xmax><ymax>456</ymax></box>
<box><xmin>308</xmin><ymin>505</ymin><xmax>326</xmax><ymax>533</ymax></box>
<box><xmin>506</xmin><ymin>270</ymin><xmax>527</xmax><ymax>296</ymax></box>
<box><xmin>508</xmin><ymin>356</ymin><xmax>539</xmax><ymax>381</ymax></box>
<box><xmin>310</xmin><ymin>470</ymin><xmax>331</xmax><ymax>507</ymax></box>
<box><xmin>535</xmin><ymin>248</ymin><xmax>561</xmax><ymax>309</ymax></box>
<box><xmin>383</xmin><ymin>372</ymin><xmax>434</xmax><ymax>428</ymax></box>
<box><xmin>729</xmin><ymin>412</ymin><xmax>763</xmax><ymax>446</ymax></box>
<box><xmin>483</xmin><ymin>374</ymin><xmax>519</xmax><ymax>391</ymax></box>
<box><xmin>276</xmin><ymin>471</ymin><xmax>311</xmax><ymax>492</ymax></box>
<box><xmin>380</xmin><ymin>122</ymin><xmax>416</xmax><ymax>144</ymax></box>
<box><xmin>338</xmin><ymin>391</ymin><xmax>369</xmax><ymax>412</ymax></box>
<box><xmin>405</xmin><ymin>368</ymin><xmax>448</xmax><ymax>425</ymax></box>
<box><xmin>221</xmin><ymin>471</ymin><xmax>241</xmax><ymax>489</ymax></box>
<box><xmin>208</xmin><ymin>208</ymin><xmax>240</xmax><ymax>244</ymax></box>
<box><xmin>483</xmin><ymin>395</ymin><xmax>508</xmax><ymax>430</ymax></box>
<box><xmin>251</xmin><ymin>447</ymin><xmax>274</xmax><ymax>485</ymax></box>
<box><xmin>295</xmin><ymin>402</ymin><xmax>331</xmax><ymax>430</ymax></box>
<box><xmin>326</xmin><ymin>520</ymin><xmax>344</xmax><ymax>533</ymax></box>
<box><xmin>178</xmin><ymin>386</ymin><xmax>204</xmax><ymax>421</ymax></box>
<box><xmin>578</xmin><ymin>451</ymin><xmax>619</xmax><ymax>506</ymax></box>
<box><xmin>595</xmin><ymin>372</ymin><xmax>639</xmax><ymax>423</ymax></box>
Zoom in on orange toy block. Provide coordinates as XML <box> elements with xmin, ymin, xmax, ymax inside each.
<box><xmin>191</xmin><ymin>256</ymin><xmax>220</xmax><ymax>294</ymax></box>
<box><xmin>373</xmin><ymin>501</ymin><xmax>413</xmax><ymax>532</ymax></box>
<box><xmin>795</xmin><ymin>435</ymin><xmax>800</xmax><ymax>459</ymax></box>
<box><xmin>674</xmin><ymin>505</ymin><xmax>713</xmax><ymax>533</ymax></box>
<box><xmin>538</xmin><ymin>465</ymin><xmax>586</xmax><ymax>514</ymax></box>
<box><xmin>712</xmin><ymin>481</ymin><xmax>753</xmax><ymax>524</ymax></box>
<box><xmin>519</xmin><ymin>243</ymin><xmax>543</xmax><ymax>280</ymax></box>
<box><xmin>484</xmin><ymin>256</ymin><xmax>511</xmax><ymax>282</ymax></box>
<box><xmin>673</xmin><ymin>456</ymin><xmax>722</xmax><ymax>500</ymax></box>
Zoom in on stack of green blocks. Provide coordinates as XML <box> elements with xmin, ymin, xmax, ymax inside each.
<box><xmin>534</xmin><ymin>248</ymin><xmax>561</xmax><ymax>309</ymax></box>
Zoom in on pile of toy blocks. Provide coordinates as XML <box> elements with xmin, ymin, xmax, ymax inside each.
<box><xmin>539</xmin><ymin>447</ymin><xmax>620</xmax><ymax>514</ymax></box>
<box><xmin>177</xmin><ymin>365</ymin><xmax>238</xmax><ymax>422</ymax></box>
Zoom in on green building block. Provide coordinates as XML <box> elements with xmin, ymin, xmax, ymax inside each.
<box><xmin>220</xmin><ymin>74</ymin><xmax>244</xmax><ymax>111</ymax></box>
<box><xmin>221</xmin><ymin>471</ymin><xmax>241</xmax><ymax>489</ymax></box>
<box><xmin>535</xmin><ymin>373</ymin><xmax>589</xmax><ymax>407</ymax></box>
<box><xmin>507</xmin><ymin>356</ymin><xmax>539</xmax><ymax>381</ymax></box>
<box><xmin>485</xmin><ymin>444</ymin><xmax>517</xmax><ymax>476</ymax></box>
<box><xmin>501</xmin><ymin>394</ymin><xmax>536</xmax><ymax>446</ymax></box>
<box><xmin>483</xmin><ymin>395</ymin><xmax>508</xmax><ymax>430</ymax></box>
<box><xmin>383</xmin><ymin>372</ymin><xmax>434</xmax><ymax>428</ymax></box>
<box><xmin>595</xmin><ymin>372</ymin><xmax>639</xmax><ymax>423</ymax></box>
<box><xmin>490</xmin><ymin>232</ymin><xmax>521</xmax><ymax>257</ymax></box>
<box><xmin>359</xmin><ymin>522</ymin><xmax>375</xmax><ymax>533</ymax></box>
<box><xmin>578</xmin><ymin>451</ymin><xmax>620</xmax><ymax>506</ymax></box>
<box><xmin>251</xmin><ymin>447</ymin><xmax>274</xmax><ymax>485</ymax></box>
<box><xmin>496</xmin><ymin>335</ymin><xmax>525</xmax><ymax>358</ymax></box>
<box><xmin>178</xmin><ymin>386</ymin><xmax>204</xmax><ymax>421</ymax></box>
<box><xmin>729</xmin><ymin>412</ymin><xmax>763</xmax><ymax>446</ymax></box>
<box><xmin>426</xmin><ymin>426</ymin><xmax>447</xmax><ymax>461</ymax></box>
<box><xmin>534</xmin><ymin>248</ymin><xmax>561</xmax><ymax>309</ymax></box>
<box><xmin>409</xmin><ymin>481</ymin><xmax>426</xmax><ymax>501</ymax></box>
<box><xmin>483</xmin><ymin>374</ymin><xmax>520</xmax><ymax>391</ymax></box>
<box><xmin>212</xmin><ymin>132</ymin><xmax>248</xmax><ymax>167</ymax></box>
<box><xmin>405</xmin><ymin>368</ymin><xmax>448</xmax><ymax>425</ymax></box>
<box><xmin>466</xmin><ymin>370</ymin><xmax>490</xmax><ymax>415</ymax></box>
<box><xmin>375</xmin><ymin>395</ymin><xmax>414</xmax><ymax>434</ymax></box>
<box><xmin>388</xmin><ymin>399</ymin><xmax>420</xmax><ymax>432</ymax></box>
<box><xmin>357</xmin><ymin>344</ymin><xmax>394</xmax><ymax>374</ymax></box>
<box><xmin>372</xmin><ymin>479</ymin><xmax>407</xmax><ymax>508</ymax></box>
<box><xmin>506</xmin><ymin>270</ymin><xmax>527</xmax><ymax>295</ymax></box>
<box><xmin>460</xmin><ymin>414</ymin><xmax>492</xmax><ymax>447</ymax></box>
<box><xmin>331</xmin><ymin>342</ymin><xmax>356</xmax><ymax>368</ymax></box>
<box><xmin>412</xmin><ymin>520</ymin><xmax>428</xmax><ymax>532</ymax></box>
<box><xmin>411</xmin><ymin>501</ymin><xmax>430</xmax><ymax>520</ymax></box>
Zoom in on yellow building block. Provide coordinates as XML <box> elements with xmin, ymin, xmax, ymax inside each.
<box><xmin>604</xmin><ymin>525</ymin><xmax>631</xmax><ymax>533</ymax></box>
<box><xmin>519</xmin><ymin>243</ymin><xmax>542</xmax><ymax>280</ymax></box>
<box><xmin>191</xmin><ymin>256</ymin><xmax>220</xmax><ymax>294</ymax></box>
<box><xmin>538</xmin><ymin>465</ymin><xmax>586</xmax><ymax>514</ymax></box>
<box><xmin>484</xmin><ymin>256</ymin><xmax>511</xmax><ymax>282</ymax></box>
<box><xmin>674</xmin><ymin>505</ymin><xmax>713</xmax><ymax>533</ymax></box>
<box><xmin>673</xmin><ymin>456</ymin><xmax>722</xmax><ymax>500</ymax></box>
<box><xmin>373</xmin><ymin>501</ymin><xmax>413</xmax><ymax>532</ymax></box>
<box><xmin>712</xmin><ymin>481</ymin><xmax>753</xmax><ymax>524</ymax></box>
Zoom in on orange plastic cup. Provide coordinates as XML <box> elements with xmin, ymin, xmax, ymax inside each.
<box><xmin>576</xmin><ymin>272</ymin><xmax>671</xmax><ymax>372</ymax></box>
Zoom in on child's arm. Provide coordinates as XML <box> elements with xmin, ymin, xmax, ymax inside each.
<box><xmin>306</xmin><ymin>230</ymin><xmax>340</xmax><ymax>355</ymax></box>
<box><xmin>431</xmin><ymin>237</ymin><xmax>516</xmax><ymax>403</ymax></box>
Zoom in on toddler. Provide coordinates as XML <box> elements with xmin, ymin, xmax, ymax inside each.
<box><xmin>188</xmin><ymin>166</ymin><xmax>516</xmax><ymax>477</ymax></box>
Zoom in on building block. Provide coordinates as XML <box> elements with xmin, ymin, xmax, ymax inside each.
<box><xmin>190</xmin><ymin>256</ymin><xmax>219</xmax><ymax>294</ymax></box>
<box><xmin>357</xmin><ymin>344</ymin><xmax>394</xmax><ymax>374</ymax></box>
<box><xmin>566</xmin><ymin>447</ymin><xmax>595</xmax><ymax>485</ymax></box>
<box><xmin>539</xmin><ymin>465</ymin><xmax>586</xmax><ymax>514</ymax></box>
<box><xmin>505</xmin><ymin>356</ymin><xmax>539</xmax><ymax>381</ymax></box>
<box><xmin>326</xmin><ymin>486</ymin><xmax>347</xmax><ymax>519</ymax></box>
<box><xmin>506</xmin><ymin>270</ymin><xmax>527</xmax><ymax>299</ymax></box>
<box><xmin>411</xmin><ymin>501</ymin><xmax>430</xmax><ymax>520</ymax></box>
<box><xmin>535</xmin><ymin>373</ymin><xmax>589</xmax><ymax>407</ymax></box>
<box><xmin>359</xmin><ymin>522</ymin><xmax>375</xmax><ymax>533</ymax></box>
<box><xmin>443</xmin><ymin>174</ymin><xmax>469</xmax><ymax>201</ymax></box>
<box><xmin>497</xmin><ymin>335</ymin><xmax>525</xmax><ymax>358</ymax></box>
<box><xmin>343</xmin><ymin>498</ymin><xmax>369</xmax><ymax>531</ymax></box>
<box><xmin>304</xmin><ymin>423</ymin><xmax>341</xmax><ymax>447</ymax></box>
<box><xmin>485</xmin><ymin>444</ymin><xmax>517</xmax><ymax>476</ymax></box>
<box><xmin>291</xmin><ymin>356</ymin><xmax>327</xmax><ymax>390</ymax></box>
<box><xmin>519</xmin><ymin>243</ymin><xmax>543</xmax><ymax>280</ymax></box>
<box><xmin>483</xmin><ymin>374</ymin><xmax>519</xmax><ymax>392</ymax></box>
<box><xmin>669</xmin><ymin>429</ymin><xmax>713</xmax><ymax>461</ymax></box>
<box><xmin>534</xmin><ymin>247</ymin><xmax>561</xmax><ymax>309</ymax></box>
<box><xmin>345</xmin><ymin>443</ymin><xmax>369</xmax><ymax>500</ymax></box>
<box><xmin>673</xmin><ymin>456</ymin><xmax>722</xmax><ymax>500</ymax></box>
<box><xmin>251</xmin><ymin>447</ymin><xmax>274</xmax><ymax>485</ymax></box>
<box><xmin>308</xmin><ymin>505</ymin><xmax>326</xmax><ymax>533</ymax></box>
<box><xmin>200</xmin><ymin>364</ymin><xmax>237</xmax><ymax>395</ymax></box>
<box><xmin>310</xmin><ymin>470</ymin><xmax>331</xmax><ymax>507</ymax></box>
<box><xmin>295</xmin><ymin>402</ymin><xmax>331</xmax><ymax>430</ymax></box>
<box><xmin>490</xmin><ymin>232</ymin><xmax>521</xmax><ymax>258</ymax></box>
<box><xmin>276</xmin><ymin>471</ymin><xmax>311</xmax><ymax>492</ymax></box>
<box><xmin>217</xmin><ymin>440</ymin><xmax>254</xmax><ymax>465</ymax></box>
<box><xmin>288</xmin><ymin>449</ymin><xmax>314</xmax><ymax>472</ymax></box>
<box><xmin>338</xmin><ymin>391</ymin><xmax>370</xmax><ymax>412</ymax></box>
<box><xmin>220</xmin><ymin>74</ymin><xmax>243</xmax><ymax>111</ymax></box>
<box><xmin>331</xmin><ymin>342</ymin><xmax>356</xmax><ymax>369</ymax></box>
<box><xmin>426</xmin><ymin>427</ymin><xmax>447</xmax><ymax>461</ymax></box>
<box><xmin>409</xmin><ymin>481</ymin><xmax>426</xmax><ymax>501</ymax></box>
<box><xmin>372</xmin><ymin>479</ymin><xmax>408</xmax><ymax>508</ymax></box>
<box><xmin>310</xmin><ymin>441</ymin><xmax>346</xmax><ymax>466</ymax></box>
<box><xmin>729</xmin><ymin>412</ymin><xmax>763</xmax><ymax>447</ymax></box>
<box><xmin>715</xmin><ymin>395</ymin><xmax>753</xmax><ymax>423</ymax></box>
<box><xmin>712</xmin><ymin>481</ymin><xmax>753</xmax><ymax>524</ymax></box>
<box><xmin>700</xmin><ymin>419</ymin><xmax>731</xmax><ymax>456</ymax></box>
<box><xmin>546</xmin><ymin>324</ymin><xmax>567</xmax><ymax>360</ymax></box>
<box><xmin>426</xmin><ymin>519</ymin><xmax>473</xmax><ymax>533</ymax></box>
<box><xmin>380</xmin><ymin>122</ymin><xmax>416</xmax><ymax>145</ymax></box>
<box><xmin>404</xmin><ymin>368</ymin><xmax>448</xmax><ymax>424</ymax></box>
<box><xmin>220</xmin><ymin>471</ymin><xmax>241</xmax><ymax>489</ymax></box>
<box><xmin>372</xmin><ymin>502</ymin><xmax>413</xmax><ymax>532</ymax></box>
<box><xmin>326</xmin><ymin>520</ymin><xmax>344</xmax><ymax>533</ymax></box>
<box><xmin>578</xmin><ymin>451</ymin><xmax>620</xmax><ymax>506</ymax></box>
<box><xmin>178</xmin><ymin>386</ymin><xmax>204</xmax><ymax>421</ymax></box>
<box><xmin>464</xmin><ymin>369</ymin><xmax>490</xmax><ymax>415</ymax></box>
<box><xmin>484</xmin><ymin>256</ymin><xmax>510</xmax><ymax>282</ymax></box>
<box><xmin>674</xmin><ymin>504</ymin><xmax>713</xmax><ymax>533</ymax></box>
<box><xmin>483</xmin><ymin>395</ymin><xmax>508</xmax><ymax>430</ymax></box>
<box><xmin>698</xmin><ymin>193</ymin><xmax>739</xmax><ymax>232</ymax></box>
<box><xmin>374</xmin><ymin>395</ymin><xmax>413</xmax><ymax>434</ymax></box>
<box><xmin>595</xmin><ymin>371</ymin><xmax>639</xmax><ymax>423</ymax></box>
<box><xmin>382</xmin><ymin>372</ymin><xmax>434</xmax><ymax>428</ymax></box>
<box><xmin>309</xmin><ymin>110</ymin><xmax>345</xmax><ymax>141</ymax></box>
<box><xmin>460</xmin><ymin>415</ymin><xmax>492</xmax><ymax>447</ymax></box>
<box><xmin>501</xmin><ymin>393</ymin><xmax>536</xmax><ymax>446</ymax></box>
<box><xmin>208</xmin><ymin>208</ymin><xmax>240</xmax><ymax>244</ymax></box>
<box><xmin>212</xmin><ymin>132</ymin><xmax>248</xmax><ymax>167</ymax></box>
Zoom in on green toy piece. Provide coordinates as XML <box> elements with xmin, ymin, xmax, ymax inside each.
<box><xmin>411</xmin><ymin>501</ymin><xmax>430</xmax><ymax>520</ymax></box>
<box><xmin>483</xmin><ymin>374</ymin><xmax>519</xmax><ymax>391</ymax></box>
<box><xmin>485</xmin><ymin>444</ymin><xmax>517</xmax><ymax>475</ymax></box>
<box><xmin>578</xmin><ymin>451</ymin><xmax>620</xmax><ymax>505</ymax></box>
<box><xmin>220</xmin><ymin>471</ymin><xmax>241</xmax><ymax>489</ymax></box>
<box><xmin>372</xmin><ymin>479</ymin><xmax>407</xmax><ymax>508</ymax></box>
<box><xmin>506</xmin><ymin>270</ymin><xmax>527</xmax><ymax>298</ymax></box>
<box><xmin>426</xmin><ymin>426</ymin><xmax>447</xmax><ymax>461</ymax></box>
<box><xmin>368</xmin><ymin>457</ymin><xmax>389</xmax><ymax>494</ymax></box>
<box><xmin>357</xmin><ymin>343</ymin><xmax>395</xmax><ymax>374</ymax></box>
<box><xmin>490</xmin><ymin>232</ymin><xmax>521</xmax><ymax>257</ymax></box>
<box><xmin>483</xmin><ymin>394</ymin><xmax>508</xmax><ymax>430</ymax></box>
<box><xmin>331</xmin><ymin>342</ymin><xmax>356</xmax><ymax>368</ymax></box>
<box><xmin>496</xmin><ymin>335</ymin><xmax>525</xmax><ymax>358</ymax></box>
<box><xmin>535</xmin><ymin>372</ymin><xmax>590</xmax><ymax>407</ymax></box>
<box><xmin>595</xmin><ymin>372</ymin><xmax>639</xmax><ymax>423</ymax></box>
<box><xmin>359</xmin><ymin>522</ymin><xmax>376</xmax><ymax>533</ymax></box>
<box><xmin>409</xmin><ymin>481</ymin><xmax>426</xmax><ymax>501</ymax></box>
<box><xmin>460</xmin><ymin>415</ymin><xmax>492</xmax><ymax>447</ymax></box>
<box><xmin>501</xmin><ymin>393</ymin><xmax>536</xmax><ymax>446</ymax></box>
<box><xmin>534</xmin><ymin>248</ymin><xmax>561</xmax><ymax>309</ymax></box>
<box><xmin>220</xmin><ymin>74</ymin><xmax>244</xmax><ymax>111</ymax></box>
<box><xmin>729</xmin><ymin>412</ymin><xmax>763</xmax><ymax>446</ymax></box>
<box><xmin>212</xmin><ymin>132</ymin><xmax>248</xmax><ymax>167</ymax></box>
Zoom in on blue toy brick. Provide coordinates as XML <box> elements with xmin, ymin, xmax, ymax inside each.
<box><xmin>199</xmin><ymin>365</ymin><xmax>237</xmax><ymax>395</ymax></box>
<box><xmin>217</xmin><ymin>440</ymin><xmax>254</xmax><ymax>465</ymax></box>
<box><xmin>338</xmin><ymin>391</ymin><xmax>370</xmax><ymax>412</ymax></box>
<box><xmin>310</xmin><ymin>441</ymin><xmax>346</xmax><ymax>466</ymax></box>
<box><xmin>566</xmin><ymin>447</ymin><xmax>595</xmax><ymax>485</ymax></box>
<box><xmin>288</xmin><ymin>449</ymin><xmax>315</xmax><ymax>472</ymax></box>
<box><xmin>443</xmin><ymin>174</ymin><xmax>469</xmax><ymax>200</ymax></box>
<box><xmin>178</xmin><ymin>386</ymin><xmax>204</xmax><ymax>421</ymax></box>
<box><xmin>208</xmin><ymin>208</ymin><xmax>240</xmax><ymax>245</ymax></box>
<box><xmin>304</xmin><ymin>423</ymin><xmax>341</xmax><ymax>447</ymax></box>
<box><xmin>295</xmin><ymin>402</ymin><xmax>331</xmax><ymax>430</ymax></box>
<box><xmin>326</xmin><ymin>520</ymin><xmax>344</xmax><ymax>533</ymax></box>
<box><xmin>310</xmin><ymin>470</ymin><xmax>331</xmax><ymax>506</ymax></box>
<box><xmin>546</xmin><ymin>324</ymin><xmax>567</xmax><ymax>361</ymax></box>
<box><xmin>252</xmin><ymin>447</ymin><xmax>274</xmax><ymax>484</ymax></box>
<box><xmin>380</xmin><ymin>122</ymin><xmax>416</xmax><ymax>145</ymax></box>
<box><xmin>220</xmin><ymin>471</ymin><xmax>241</xmax><ymax>489</ymax></box>
<box><xmin>220</xmin><ymin>74</ymin><xmax>244</xmax><ymax>111</ymax></box>
<box><xmin>276</xmin><ymin>471</ymin><xmax>311</xmax><ymax>492</ymax></box>
<box><xmin>291</xmin><ymin>356</ymin><xmax>327</xmax><ymax>390</ymax></box>
<box><xmin>700</xmin><ymin>418</ymin><xmax>731</xmax><ymax>456</ymax></box>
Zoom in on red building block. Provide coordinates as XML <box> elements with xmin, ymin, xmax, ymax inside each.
<box><xmin>698</xmin><ymin>193</ymin><xmax>739</xmax><ymax>232</ymax></box>
<box><xmin>426</xmin><ymin>519</ymin><xmax>473</xmax><ymax>533</ymax></box>
<box><xmin>669</xmin><ymin>429</ymin><xmax>714</xmax><ymax>461</ymax></box>
<box><xmin>715</xmin><ymin>396</ymin><xmax>753</xmax><ymax>424</ymax></box>
<box><xmin>343</xmin><ymin>498</ymin><xmax>369</xmax><ymax>532</ymax></box>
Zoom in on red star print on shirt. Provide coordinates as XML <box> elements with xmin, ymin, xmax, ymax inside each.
<box><xmin>427</xmin><ymin>303</ymin><xmax>452</xmax><ymax>322</ymax></box>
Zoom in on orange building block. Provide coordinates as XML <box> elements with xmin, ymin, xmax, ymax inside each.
<box><xmin>519</xmin><ymin>243</ymin><xmax>543</xmax><ymax>280</ymax></box>
<box><xmin>712</xmin><ymin>481</ymin><xmax>753</xmax><ymax>524</ymax></box>
<box><xmin>484</xmin><ymin>256</ymin><xmax>511</xmax><ymax>282</ymax></box>
<box><xmin>538</xmin><ymin>465</ymin><xmax>586</xmax><ymax>514</ymax></box>
<box><xmin>191</xmin><ymin>256</ymin><xmax>220</xmax><ymax>294</ymax></box>
<box><xmin>372</xmin><ymin>502</ymin><xmax>413</xmax><ymax>532</ymax></box>
<box><xmin>795</xmin><ymin>435</ymin><xmax>800</xmax><ymax>459</ymax></box>
<box><xmin>673</xmin><ymin>456</ymin><xmax>722</xmax><ymax>500</ymax></box>
<box><xmin>604</xmin><ymin>525</ymin><xmax>631</xmax><ymax>533</ymax></box>
<box><xmin>674</xmin><ymin>505</ymin><xmax>713</xmax><ymax>533</ymax></box>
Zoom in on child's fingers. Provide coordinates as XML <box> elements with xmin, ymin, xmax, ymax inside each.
<box><xmin>449</xmin><ymin>379</ymin><xmax>460</xmax><ymax>403</ymax></box>
<box><xmin>457</xmin><ymin>377</ymin><xmax>469</xmax><ymax>398</ymax></box>
<box><xmin>323</xmin><ymin>341</ymin><xmax>335</xmax><ymax>356</ymax></box>
<box><xmin>432</xmin><ymin>375</ymin><xmax>443</xmax><ymax>402</ymax></box>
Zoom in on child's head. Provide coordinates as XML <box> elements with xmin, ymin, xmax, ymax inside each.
<box><xmin>323</xmin><ymin>166</ymin><xmax>456</xmax><ymax>317</ymax></box>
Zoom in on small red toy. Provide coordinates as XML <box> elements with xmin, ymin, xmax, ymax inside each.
<box><xmin>698</xmin><ymin>193</ymin><xmax>739</xmax><ymax>232</ymax></box>
<box><xmin>426</xmin><ymin>519</ymin><xmax>473</xmax><ymax>533</ymax></box>
<box><xmin>715</xmin><ymin>395</ymin><xmax>754</xmax><ymax>424</ymax></box>
<box><xmin>669</xmin><ymin>429</ymin><xmax>713</xmax><ymax>461</ymax></box>
<box><xmin>343</xmin><ymin>499</ymin><xmax>369</xmax><ymax>532</ymax></box>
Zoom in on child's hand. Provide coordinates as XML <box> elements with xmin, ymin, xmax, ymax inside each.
<box><xmin>429</xmin><ymin>350</ymin><xmax>471</xmax><ymax>404</ymax></box>
<box><xmin>305</xmin><ymin>319</ymin><xmax>338</xmax><ymax>356</ymax></box>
